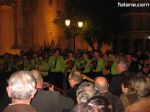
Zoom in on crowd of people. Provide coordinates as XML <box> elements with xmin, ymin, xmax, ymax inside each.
<box><xmin>0</xmin><ymin>47</ymin><xmax>150</xmax><ymax>112</ymax></box>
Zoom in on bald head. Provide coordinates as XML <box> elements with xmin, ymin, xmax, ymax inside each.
<box><xmin>94</xmin><ymin>77</ymin><xmax>109</xmax><ymax>93</ymax></box>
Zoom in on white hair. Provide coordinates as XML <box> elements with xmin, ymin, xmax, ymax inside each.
<box><xmin>76</xmin><ymin>82</ymin><xmax>98</xmax><ymax>103</ymax></box>
<box><xmin>118</xmin><ymin>60</ymin><xmax>129</xmax><ymax>71</ymax></box>
<box><xmin>8</xmin><ymin>70</ymin><xmax>36</xmax><ymax>100</ymax></box>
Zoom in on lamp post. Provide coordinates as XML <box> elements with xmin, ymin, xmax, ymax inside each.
<box><xmin>65</xmin><ymin>19</ymin><xmax>83</xmax><ymax>51</ymax></box>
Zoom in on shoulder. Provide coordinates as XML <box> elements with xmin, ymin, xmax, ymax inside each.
<box><xmin>3</xmin><ymin>104</ymin><xmax>37</xmax><ymax>112</ymax></box>
<box><xmin>36</xmin><ymin>89</ymin><xmax>61</xmax><ymax>97</ymax></box>
<box><xmin>125</xmin><ymin>98</ymin><xmax>150</xmax><ymax>112</ymax></box>
<box><xmin>105</xmin><ymin>92</ymin><xmax>121</xmax><ymax>102</ymax></box>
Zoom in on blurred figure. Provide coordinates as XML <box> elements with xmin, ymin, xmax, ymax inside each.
<box><xmin>3</xmin><ymin>70</ymin><xmax>37</xmax><ymax>112</ymax></box>
<box><xmin>95</xmin><ymin>77</ymin><xmax>124</xmax><ymax>112</ymax></box>
<box><xmin>30</xmin><ymin>70</ymin><xmax>74</xmax><ymax>112</ymax></box>
<box><xmin>126</xmin><ymin>54</ymin><xmax>139</xmax><ymax>74</ymax></box>
<box><xmin>142</xmin><ymin>58</ymin><xmax>150</xmax><ymax>76</ymax></box>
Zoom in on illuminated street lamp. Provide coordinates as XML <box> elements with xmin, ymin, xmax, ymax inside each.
<box><xmin>78</xmin><ymin>21</ymin><xmax>83</xmax><ymax>28</ymax></box>
<box><xmin>65</xmin><ymin>19</ymin><xmax>71</xmax><ymax>27</ymax></box>
<box><xmin>65</xmin><ymin>19</ymin><xmax>83</xmax><ymax>51</ymax></box>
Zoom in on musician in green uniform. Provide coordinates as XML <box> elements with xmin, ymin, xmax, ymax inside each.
<box><xmin>38</xmin><ymin>55</ymin><xmax>49</xmax><ymax>81</ymax></box>
<box><xmin>65</xmin><ymin>51</ymin><xmax>76</xmax><ymax>72</ymax></box>
<box><xmin>30</xmin><ymin>53</ymin><xmax>40</xmax><ymax>70</ymax></box>
<box><xmin>48</xmin><ymin>49</ymin><xmax>65</xmax><ymax>89</ymax></box>
<box><xmin>48</xmin><ymin>50</ymin><xmax>65</xmax><ymax>73</ymax></box>
<box><xmin>79</xmin><ymin>52</ymin><xmax>91</xmax><ymax>73</ymax></box>
<box><xmin>90</xmin><ymin>51</ymin><xmax>105</xmax><ymax>78</ymax></box>
<box><xmin>111</xmin><ymin>56</ymin><xmax>119</xmax><ymax>75</ymax></box>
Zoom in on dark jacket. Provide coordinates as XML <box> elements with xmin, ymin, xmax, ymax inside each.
<box><xmin>65</xmin><ymin>83</ymin><xmax>81</xmax><ymax>104</ymax></box>
<box><xmin>110</xmin><ymin>70</ymin><xmax>135</xmax><ymax>96</ymax></box>
<box><xmin>100</xmin><ymin>92</ymin><xmax>124</xmax><ymax>112</ymax></box>
<box><xmin>31</xmin><ymin>89</ymin><xmax>74</xmax><ymax>112</ymax></box>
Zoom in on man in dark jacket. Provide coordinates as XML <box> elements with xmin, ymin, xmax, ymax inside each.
<box><xmin>65</xmin><ymin>71</ymin><xmax>83</xmax><ymax>103</ymax></box>
<box><xmin>31</xmin><ymin>70</ymin><xmax>74</xmax><ymax>112</ymax></box>
<box><xmin>110</xmin><ymin>60</ymin><xmax>136</xmax><ymax>96</ymax></box>
<box><xmin>95</xmin><ymin>77</ymin><xmax>124</xmax><ymax>112</ymax></box>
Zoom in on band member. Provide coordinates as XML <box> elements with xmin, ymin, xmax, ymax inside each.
<box><xmin>79</xmin><ymin>52</ymin><xmax>91</xmax><ymax>73</ymax></box>
<box><xmin>30</xmin><ymin>53</ymin><xmax>40</xmax><ymax>70</ymax></box>
<box><xmin>37</xmin><ymin>55</ymin><xmax>49</xmax><ymax>82</ymax></box>
<box><xmin>48</xmin><ymin>49</ymin><xmax>65</xmax><ymax>89</ymax></box>
<box><xmin>48</xmin><ymin>49</ymin><xmax>65</xmax><ymax>73</ymax></box>
<box><xmin>65</xmin><ymin>51</ymin><xmax>76</xmax><ymax>72</ymax></box>
<box><xmin>90</xmin><ymin>51</ymin><xmax>105</xmax><ymax>78</ymax></box>
<box><xmin>102</xmin><ymin>53</ymin><xmax>113</xmax><ymax>75</ymax></box>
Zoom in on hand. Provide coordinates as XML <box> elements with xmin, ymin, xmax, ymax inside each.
<box><xmin>49</xmin><ymin>84</ymin><xmax>54</xmax><ymax>91</ymax></box>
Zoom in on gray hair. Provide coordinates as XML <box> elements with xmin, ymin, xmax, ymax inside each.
<box><xmin>69</xmin><ymin>71</ymin><xmax>83</xmax><ymax>83</ymax></box>
<box><xmin>118</xmin><ymin>60</ymin><xmax>129</xmax><ymax>71</ymax></box>
<box><xmin>8</xmin><ymin>70</ymin><xmax>36</xmax><ymax>100</ymax></box>
<box><xmin>76</xmin><ymin>82</ymin><xmax>98</xmax><ymax>103</ymax></box>
<box><xmin>129</xmin><ymin>75</ymin><xmax>150</xmax><ymax>98</ymax></box>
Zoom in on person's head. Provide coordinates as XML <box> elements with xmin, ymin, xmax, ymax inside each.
<box><xmin>117</xmin><ymin>60</ymin><xmax>128</xmax><ymax>74</ymax></box>
<box><xmin>54</xmin><ymin>49</ymin><xmax>60</xmax><ymax>56</ymax></box>
<box><xmin>68</xmin><ymin>71</ymin><xmax>83</xmax><ymax>88</ymax></box>
<box><xmin>83</xmin><ymin>53</ymin><xmax>88</xmax><ymax>59</ymax></box>
<box><xmin>126</xmin><ymin>54</ymin><xmax>133</xmax><ymax>63</ymax></box>
<box><xmin>68</xmin><ymin>51</ymin><xmax>74</xmax><ymax>58</ymax></box>
<box><xmin>76</xmin><ymin>82</ymin><xmax>98</xmax><ymax>104</ymax></box>
<box><xmin>129</xmin><ymin>75</ymin><xmax>150</xmax><ymax>98</ymax></box>
<box><xmin>31</xmin><ymin>70</ymin><xmax>43</xmax><ymax>88</ymax></box>
<box><xmin>7</xmin><ymin>70</ymin><xmax>36</xmax><ymax>104</ymax></box>
<box><xmin>94</xmin><ymin>77</ymin><xmax>109</xmax><ymax>93</ymax></box>
<box><xmin>93</xmin><ymin>51</ymin><xmax>99</xmax><ymax>59</ymax></box>
<box><xmin>72</xmin><ymin>96</ymin><xmax>113</xmax><ymax>112</ymax></box>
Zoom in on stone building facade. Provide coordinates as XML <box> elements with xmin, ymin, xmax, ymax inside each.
<box><xmin>116</xmin><ymin>0</ymin><xmax>150</xmax><ymax>53</ymax></box>
<box><xmin>0</xmin><ymin>0</ymin><xmax>89</xmax><ymax>54</ymax></box>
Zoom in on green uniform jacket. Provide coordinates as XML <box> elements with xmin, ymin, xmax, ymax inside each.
<box><xmin>80</xmin><ymin>59</ymin><xmax>91</xmax><ymax>73</ymax></box>
<box><xmin>39</xmin><ymin>61</ymin><xmax>49</xmax><ymax>77</ymax></box>
<box><xmin>48</xmin><ymin>56</ymin><xmax>65</xmax><ymax>73</ymax></box>
<box><xmin>95</xmin><ymin>57</ymin><xmax>105</xmax><ymax>72</ymax></box>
